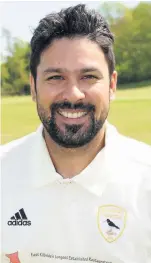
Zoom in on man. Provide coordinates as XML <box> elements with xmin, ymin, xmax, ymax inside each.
<box><xmin>1</xmin><ymin>4</ymin><xmax>151</xmax><ymax>263</ymax></box>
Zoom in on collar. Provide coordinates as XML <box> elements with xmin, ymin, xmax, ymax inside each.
<box><xmin>31</xmin><ymin>122</ymin><xmax>120</xmax><ymax>190</ymax></box>
<box><xmin>73</xmin><ymin>122</ymin><xmax>120</xmax><ymax>195</ymax></box>
<box><xmin>31</xmin><ymin>125</ymin><xmax>62</xmax><ymax>188</ymax></box>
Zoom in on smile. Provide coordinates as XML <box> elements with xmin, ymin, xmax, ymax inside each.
<box><xmin>58</xmin><ymin>110</ymin><xmax>87</xmax><ymax>119</ymax></box>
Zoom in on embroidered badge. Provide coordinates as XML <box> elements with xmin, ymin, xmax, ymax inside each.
<box><xmin>97</xmin><ymin>205</ymin><xmax>127</xmax><ymax>243</ymax></box>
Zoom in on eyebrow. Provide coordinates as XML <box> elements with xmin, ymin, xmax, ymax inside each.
<box><xmin>80</xmin><ymin>67</ymin><xmax>101</xmax><ymax>74</ymax></box>
<box><xmin>43</xmin><ymin>68</ymin><xmax>66</xmax><ymax>74</ymax></box>
<box><xmin>43</xmin><ymin>67</ymin><xmax>103</xmax><ymax>75</ymax></box>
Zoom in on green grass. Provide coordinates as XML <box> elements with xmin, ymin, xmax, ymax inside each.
<box><xmin>1</xmin><ymin>86</ymin><xmax>151</xmax><ymax>145</ymax></box>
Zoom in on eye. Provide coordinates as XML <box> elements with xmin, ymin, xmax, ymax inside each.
<box><xmin>47</xmin><ymin>75</ymin><xmax>64</xmax><ymax>80</ymax></box>
<box><xmin>82</xmin><ymin>75</ymin><xmax>98</xmax><ymax>80</ymax></box>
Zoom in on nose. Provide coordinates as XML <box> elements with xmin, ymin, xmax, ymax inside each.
<box><xmin>62</xmin><ymin>81</ymin><xmax>85</xmax><ymax>103</ymax></box>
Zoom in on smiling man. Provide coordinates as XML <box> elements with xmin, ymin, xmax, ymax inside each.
<box><xmin>1</xmin><ymin>4</ymin><xmax>151</xmax><ymax>263</ymax></box>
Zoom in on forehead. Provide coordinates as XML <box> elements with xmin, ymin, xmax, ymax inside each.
<box><xmin>37</xmin><ymin>37</ymin><xmax>108</xmax><ymax>73</ymax></box>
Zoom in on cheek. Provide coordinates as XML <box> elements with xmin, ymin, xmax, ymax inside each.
<box><xmin>88</xmin><ymin>84</ymin><xmax>110</xmax><ymax>117</ymax></box>
<box><xmin>36</xmin><ymin>82</ymin><xmax>57</xmax><ymax>107</ymax></box>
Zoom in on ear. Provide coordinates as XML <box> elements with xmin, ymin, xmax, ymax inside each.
<box><xmin>110</xmin><ymin>71</ymin><xmax>117</xmax><ymax>101</ymax></box>
<box><xmin>30</xmin><ymin>74</ymin><xmax>36</xmax><ymax>102</ymax></box>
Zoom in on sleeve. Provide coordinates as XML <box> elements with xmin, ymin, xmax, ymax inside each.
<box><xmin>138</xmin><ymin>168</ymin><xmax>151</xmax><ymax>262</ymax></box>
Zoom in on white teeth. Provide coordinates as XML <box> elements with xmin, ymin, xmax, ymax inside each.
<box><xmin>64</xmin><ymin>112</ymin><xmax>68</xmax><ymax>118</ymax></box>
<box><xmin>59</xmin><ymin>111</ymin><xmax>87</xmax><ymax>118</ymax></box>
<box><xmin>68</xmin><ymin>113</ymin><xmax>72</xmax><ymax>118</ymax></box>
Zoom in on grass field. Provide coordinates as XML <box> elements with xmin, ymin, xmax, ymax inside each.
<box><xmin>1</xmin><ymin>85</ymin><xmax>151</xmax><ymax>145</ymax></box>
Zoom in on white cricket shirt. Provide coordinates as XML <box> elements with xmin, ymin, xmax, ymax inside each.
<box><xmin>1</xmin><ymin>123</ymin><xmax>151</xmax><ymax>263</ymax></box>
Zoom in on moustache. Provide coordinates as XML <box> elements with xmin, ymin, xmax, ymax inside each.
<box><xmin>50</xmin><ymin>101</ymin><xmax>95</xmax><ymax>112</ymax></box>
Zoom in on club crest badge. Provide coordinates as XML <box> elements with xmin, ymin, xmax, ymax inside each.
<box><xmin>97</xmin><ymin>205</ymin><xmax>127</xmax><ymax>243</ymax></box>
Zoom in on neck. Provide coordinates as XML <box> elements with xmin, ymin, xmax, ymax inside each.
<box><xmin>43</xmin><ymin>126</ymin><xmax>106</xmax><ymax>178</ymax></box>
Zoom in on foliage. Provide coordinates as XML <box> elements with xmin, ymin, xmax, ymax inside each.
<box><xmin>1</xmin><ymin>37</ymin><xmax>30</xmax><ymax>95</ymax></box>
<box><xmin>101</xmin><ymin>2</ymin><xmax>151</xmax><ymax>84</ymax></box>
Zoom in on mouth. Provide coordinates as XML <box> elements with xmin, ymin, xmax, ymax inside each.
<box><xmin>58</xmin><ymin>110</ymin><xmax>88</xmax><ymax>119</ymax></box>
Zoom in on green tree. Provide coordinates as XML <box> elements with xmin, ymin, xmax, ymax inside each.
<box><xmin>100</xmin><ymin>2</ymin><xmax>151</xmax><ymax>84</ymax></box>
<box><xmin>1</xmin><ymin>30</ymin><xmax>30</xmax><ymax>96</ymax></box>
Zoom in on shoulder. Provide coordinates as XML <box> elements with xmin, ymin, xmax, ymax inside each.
<box><xmin>0</xmin><ymin>132</ymin><xmax>37</xmax><ymax>160</ymax></box>
<box><xmin>107</xmin><ymin>123</ymin><xmax>151</xmax><ymax>167</ymax></box>
<box><xmin>117</xmin><ymin>133</ymin><xmax>151</xmax><ymax>167</ymax></box>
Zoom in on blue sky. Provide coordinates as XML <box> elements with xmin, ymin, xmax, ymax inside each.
<box><xmin>1</xmin><ymin>1</ymin><xmax>140</xmax><ymax>54</ymax></box>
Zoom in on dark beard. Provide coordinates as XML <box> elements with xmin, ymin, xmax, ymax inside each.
<box><xmin>37</xmin><ymin>101</ymin><xmax>108</xmax><ymax>148</ymax></box>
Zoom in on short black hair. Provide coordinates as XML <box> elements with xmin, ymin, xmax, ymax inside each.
<box><xmin>30</xmin><ymin>4</ymin><xmax>115</xmax><ymax>82</ymax></box>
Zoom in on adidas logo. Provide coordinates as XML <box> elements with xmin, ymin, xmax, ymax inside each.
<box><xmin>7</xmin><ymin>208</ymin><xmax>31</xmax><ymax>226</ymax></box>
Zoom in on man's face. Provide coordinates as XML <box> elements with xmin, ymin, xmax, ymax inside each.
<box><xmin>31</xmin><ymin>37</ymin><xmax>117</xmax><ymax>148</ymax></box>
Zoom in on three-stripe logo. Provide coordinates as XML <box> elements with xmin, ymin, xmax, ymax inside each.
<box><xmin>7</xmin><ymin>208</ymin><xmax>31</xmax><ymax>226</ymax></box>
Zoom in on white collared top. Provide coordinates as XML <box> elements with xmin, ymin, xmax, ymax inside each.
<box><xmin>1</xmin><ymin>123</ymin><xmax>151</xmax><ymax>263</ymax></box>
